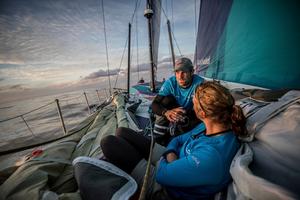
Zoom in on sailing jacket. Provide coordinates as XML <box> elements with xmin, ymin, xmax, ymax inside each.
<box><xmin>156</xmin><ymin>123</ymin><xmax>240</xmax><ymax>200</ymax></box>
<box><xmin>152</xmin><ymin>74</ymin><xmax>204</xmax><ymax>115</ymax></box>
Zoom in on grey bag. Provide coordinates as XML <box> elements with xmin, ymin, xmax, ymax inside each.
<box><xmin>73</xmin><ymin>156</ymin><xmax>137</xmax><ymax>200</ymax></box>
<box><xmin>228</xmin><ymin>91</ymin><xmax>300</xmax><ymax>200</ymax></box>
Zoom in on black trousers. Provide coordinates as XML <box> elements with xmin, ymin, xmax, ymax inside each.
<box><xmin>100</xmin><ymin>127</ymin><xmax>151</xmax><ymax>174</ymax></box>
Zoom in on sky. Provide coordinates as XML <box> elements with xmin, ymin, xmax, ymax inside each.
<box><xmin>0</xmin><ymin>0</ymin><xmax>200</xmax><ymax>103</ymax></box>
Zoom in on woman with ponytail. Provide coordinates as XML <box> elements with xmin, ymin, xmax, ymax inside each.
<box><xmin>193</xmin><ymin>81</ymin><xmax>247</xmax><ymax>138</ymax></box>
<box><xmin>155</xmin><ymin>81</ymin><xmax>247</xmax><ymax>199</ymax></box>
<box><xmin>101</xmin><ymin>81</ymin><xmax>247</xmax><ymax>199</ymax></box>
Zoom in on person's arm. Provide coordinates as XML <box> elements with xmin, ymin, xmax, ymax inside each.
<box><xmin>165</xmin><ymin>123</ymin><xmax>205</xmax><ymax>153</ymax></box>
<box><xmin>152</xmin><ymin>95</ymin><xmax>187</xmax><ymax>122</ymax></box>
<box><xmin>151</xmin><ymin>95</ymin><xmax>168</xmax><ymax>116</ymax></box>
<box><xmin>158</xmin><ymin>127</ymin><xmax>195</xmax><ymax>160</ymax></box>
<box><xmin>156</xmin><ymin>146</ymin><xmax>223</xmax><ymax>187</ymax></box>
<box><xmin>165</xmin><ymin>131</ymin><xmax>191</xmax><ymax>154</ymax></box>
<box><xmin>152</xmin><ymin>78</ymin><xmax>172</xmax><ymax>116</ymax></box>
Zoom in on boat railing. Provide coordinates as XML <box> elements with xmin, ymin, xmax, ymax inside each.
<box><xmin>0</xmin><ymin>89</ymin><xmax>111</xmax><ymax>154</ymax></box>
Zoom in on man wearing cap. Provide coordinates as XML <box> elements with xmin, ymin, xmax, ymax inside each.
<box><xmin>151</xmin><ymin>57</ymin><xmax>204</xmax><ymax>145</ymax></box>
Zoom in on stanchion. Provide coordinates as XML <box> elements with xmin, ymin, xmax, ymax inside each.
<box><xmin>55</xmin><ymin>99</ymin><xmax>67</xmax><ymax>135</ymax></box>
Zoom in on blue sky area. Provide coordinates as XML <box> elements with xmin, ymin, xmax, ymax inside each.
<box><xmin>0</xmin><ymin>0</ymin><xmax>200</xmax><ymax>102</ymax></box>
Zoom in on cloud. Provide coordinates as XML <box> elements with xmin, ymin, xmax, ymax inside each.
<box><xmin>0</xmin><ymin>84</ymin><xmax>30</xmax><ymax>92</ymax></box>
<box><xmin>82</xmin><ymin>54</ymin><xmax>177</xmax><ymax>79</ymax></box>
<box><xmin>83</xmin><ymin>68</ymin><xmax>120</xmax><ymax>79</ymax></box>
<box><xmin>0</xmin><ymin>0</ymin><xmax>197</xmax><ymax>96</ymax></box>
<box><xmin>0</xmin><ymin>0</ymin><xmax>154</xmax><ymax>67</ymax></box>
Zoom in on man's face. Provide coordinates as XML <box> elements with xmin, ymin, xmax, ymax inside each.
<box><xmin>175</xmin><ymin>70</ymin><xmax>193</xmax><ymax>88</ymax></box>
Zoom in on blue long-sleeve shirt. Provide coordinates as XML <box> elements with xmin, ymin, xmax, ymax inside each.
<box><xmin>158</xmin><ymin>75</ymin><xmax>204</xmax><ymax>110</ymax></box>
<box><xmin>156</xmin><ymin>123</ymin><xmax>240</xmax><ymax>199</ymax></box>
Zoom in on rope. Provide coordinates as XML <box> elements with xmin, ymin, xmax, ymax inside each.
<box><xmin>138</xmin><ymin>114</ymin><xmax>155</xmax><ymax>200</ymax></box>
<box><xmin>101</xmin><ymin>0</ymin><xmax>112</xmax><ymax>96</ymax></box>
<box><xmin>0</xmin><ymin>101</ymin><xmax>55</xmax><ymax>123</ymax></box>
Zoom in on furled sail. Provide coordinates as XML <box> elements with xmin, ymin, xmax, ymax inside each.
<box><xmin>195</xmin><ymin>0</ymin><xmax>300</xmax><ymax>89</ymax></box>
<box><xmin>151</xmin><ymin>0</ymin><xmax>161</xmax><ymax>80</ymax></box>
<box><xmin>145</xmin><ymin>0</ymin><xmax>161</xmax><ymax>89</ymax></box>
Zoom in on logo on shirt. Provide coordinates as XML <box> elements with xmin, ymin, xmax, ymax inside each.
<box><xmin>191</xmin><ymin>155</ymin><xmax>200</xmax><ymax>166</ymax></box>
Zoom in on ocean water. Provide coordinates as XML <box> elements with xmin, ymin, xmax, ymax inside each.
<box><xmin>0</xmin><ymin>88</ymin><xmax>108</xmax><ymax>151</ymax></box>
<box><xmin>0</xmin><ymin>68</ymin><xmax>172</xmax><ymax>153</ymax></box>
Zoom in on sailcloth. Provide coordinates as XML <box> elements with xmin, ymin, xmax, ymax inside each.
<box><xmin>195</xmin><ymin>0</ymin><xmax>300</xmax><ymax>89</ymax></box>
<box><xmin>149</xmin><ymin>0</ymin><xmax>161</xmax><ymax>82</ymax></box>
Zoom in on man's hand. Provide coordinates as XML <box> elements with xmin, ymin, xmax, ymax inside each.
<box><xmin>166</xmin><ymin>152</ymin><xmax>178</xmax><ymax>163</ymax></box>
<box><xmin>164</xmin><ymin>107</ymin><xmax>186</xmax><ymax>123</ymax></box>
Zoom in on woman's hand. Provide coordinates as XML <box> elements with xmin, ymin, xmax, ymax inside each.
<box><xmin>166</xmin><ymin>152</ymin><xmax>178</xmax><ymax>163</ymax></box>
<box><xmin>164</xmin><ymin>107</ymin><xmax>186</xmax><ymax>123</ymax></box>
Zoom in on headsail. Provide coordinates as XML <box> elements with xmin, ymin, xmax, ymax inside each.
<box><xmin>195</xmin><ymin>0</ymin><xmax>300</xmax><ymax>89</ymax></box>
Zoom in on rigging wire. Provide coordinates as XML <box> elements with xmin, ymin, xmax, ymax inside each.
<box><xmin>136</xmin><ymin>11</ymin><xmax>140</xmax><ymax>81</ymax></box>
<box><xmin>113</xmin><ymin>38</ymin><xmax>128</xmax><ymax>88</ymax></box>
<box><xmin>0</xmin><ymin>101</ymin><xmax>55</xmax><ymax>123</ymax></box>
<box><xmin>130</xmin><ymin>25</ymin><xmax>135</xmax><ymax>85</ymax></box>
<box><xmin>130</xmin><ymin>0</ymin><xmax>141</xmax><ymax>24</ymax></box>
<box><xmin>0</xmin><ymin>91</ymin><xmax>104</xmax><ymax>142</ymax></box>
<box><xmin>152</xmin><ymin>0</ymin><xmax>182</xmax><ymax>57</ymax></box>
<box><xmin>171</xmin><ymin>0</ymin><xmax>174</xmax><ymax>31</ymax></box>
<box><xmin>20</xmin><ymin>115</ymin><xmax>37</xmax><ymax>138</ymax></box>
<box><xmin>165</xmin><ymin>0</ymin><xmax>168</xmax><ymax>17</ymax></box>
<box><xmin>113</xmin><ymin>0</ymin><xmax>140</xmax><ymax>88</ymax></box>
<box><xmin>65</xmin><ymin>99</ymin><xmax>76</xmax><ymax>120</ymax></box>
<box><xmin>131</xmin><ymin>0</ymin><xmax>141</xmax><ymax>85</ymax></box>
<box><xmin>172</xmin><ymin>30</ymin><xmax>183</xmax><ymax>56</ymax></box>
<box><xmin>194</xmin><ymin>0</ymin><xmax>198</xmax><ymax>64</ymax></box>
<box><xmin>163</xmin><ymin>0</ymin><xmax>173</xmax><ymax>66</ymax></box>
<box><xmin>101</xmin><ymin>0</ymin><xmax>112</xmax><ymax>96</ymax></box>
<box><xmin>195</xmin><ymin>0</ymin><xmax>198</xmax><ymax>40</ymax></box>
<box><xmin>59</xmin><ymin>94</ymin><xmax>84</xmax><ymax>102</ymax></box>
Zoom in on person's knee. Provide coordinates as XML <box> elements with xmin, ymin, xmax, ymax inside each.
<box><xmin>115</xmin><ymin>127</ymin><xmax>130</xmax><ymax>137</ymax></box>
<box><xmin>100</xmin><ymin>135</ymin><xmax>116</xmax><ymax>150</ymax></box>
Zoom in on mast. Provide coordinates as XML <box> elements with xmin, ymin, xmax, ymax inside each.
<box><xmin>167</xmin><ymin>19</ymin><xmax>176</xmax><ymax>68</ymax></box>
<box><xmin>144</xmin><ymin>0</ymin><xmax>156</xmax><ymax>92</ymax></box>
<box><xmin>127</xmin><ymin>23</ymin><xmax>131</xmax><ymax>96</ymax></box>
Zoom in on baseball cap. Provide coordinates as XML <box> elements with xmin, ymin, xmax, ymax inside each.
<box><xmin>174</xmin><ymin>57</ymin><xmax>194</xmax><ymax>72</ymax></box>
